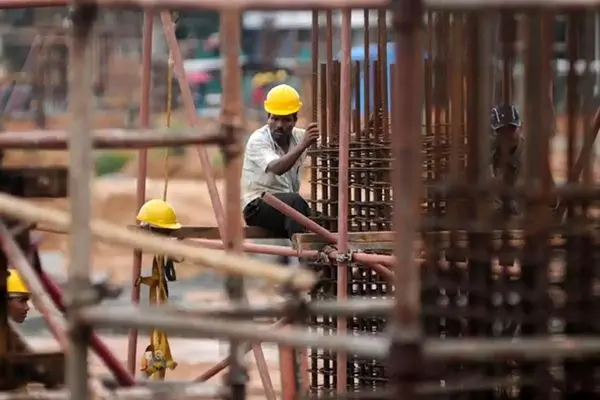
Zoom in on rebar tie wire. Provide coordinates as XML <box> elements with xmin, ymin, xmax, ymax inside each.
<box><xmin>318</xmin><ymin>244</ymin><xmax>364</xmax><ymax>264</ymax></box>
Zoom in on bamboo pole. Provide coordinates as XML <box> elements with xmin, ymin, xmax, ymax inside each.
<box><xmin>0</xmin><ymin>193</ymin><xmax>317</xmax><ymax>290</ymax></box>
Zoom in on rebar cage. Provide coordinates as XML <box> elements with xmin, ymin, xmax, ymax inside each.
<box><xmin>307</xmin><ymin>7</ymin><xmax>600</xmax><ymax>398</ymax></box>
<box><xmin>0</xmin><ymin>0</ymin><xmax>599</xmax><ymax>399</ymax></box>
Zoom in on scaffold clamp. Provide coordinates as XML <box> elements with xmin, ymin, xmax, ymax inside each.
<box><xmin>335</xmin><ymin>248</ymin><xmax>363</xmax><ymax>264</ymax></box>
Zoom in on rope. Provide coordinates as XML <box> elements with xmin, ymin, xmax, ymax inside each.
<box><xmin>139</xmin><ymin>38</ymin><xmax>177</xmax><ymax>380</ymax></box>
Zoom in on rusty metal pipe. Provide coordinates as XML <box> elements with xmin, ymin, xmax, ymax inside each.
<box><xmin>262</xmin><ymin>192</ymin><xmax>395</xmax><ymax>268</ymax></box>
<box><xmin>66</xmin><ymin>4</ymin><xmax>97</xmax><ymax>397</ymax></box>
<box><xmin>194</xmin><ymin>318</ymin><xmax>289</xmax><ymax>382</ymax></box>
<box><xmin>79</xmin><ymin>305</ymin><xmax>389</xmax><ymax>360</ymax></box>
<box><xmin>161</xmin><ymin>12</ymin><xmax>227</xmax><ymax>234</ymax></box>
<box><xmin>174</xmin><ymin>297</ymin><xmax>394</xmax><ymax>319</ymax></box>
<box><xmin>128</xmin><ymin>9</ymin><xmax>153</xmax><ymax>376</ymax></box>
<box><xmin>388</xmin><ymin>0</ymin><xmax>424</xmax><ymax>398</ymax></box>
<box><xmin>0</xmin><ymin>129</ymin><xmax>227</xmax><ymax>149</ymax></box>
<box><xmin>336</xmin><ymin>9</ymin><xmax>352</xmax><ymax>392</ymax></box>
<box><xmin>0</xmin><ymin>0</ymin><xmax>389</xmax><ymax>9</ymax></box>
<box><xmin>0</xmin><ymin>0</ymin><xmax>597</xmax><ymax>8</ymax></box>
<box><xmin>190</xmin><ymin>239</ymin><xmax>395</xmax><ymax>281</ymax></box>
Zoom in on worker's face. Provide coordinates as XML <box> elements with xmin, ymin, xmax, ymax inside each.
<box><xmin>9</xmin><ymin>295</ymin><xmax>30</xmax><ymax>323</ymax></box>
<box><xmin>267</xmin><ymin>114</ymin><xmax>296</xmax><ymax>143</ymax></box>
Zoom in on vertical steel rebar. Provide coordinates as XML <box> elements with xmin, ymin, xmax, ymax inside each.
<box><xmin>66</xmin><ymin>3</ymin><xmax>97</xmax><ymax>399</ymax></box>
<box><xmin>127</xmin><ymin>9</ymin><xmax>153</xmax><ymax>375</ymax></box>
<box><xmin>389</xmin><ymin>0</ymin><xmax>424</xmax><ymax>399</ymax></box>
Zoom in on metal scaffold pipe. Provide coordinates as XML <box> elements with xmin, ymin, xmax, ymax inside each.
<box><xmin>78</xmin><ymin>305</ymin><xmax>391</xmax><ymax>360</ymax></box>
<box><xmin>388</xmin><ymin>0</ymin><xmax>424</xmax><ymax>397</ymax></box>
<box><xmin>66</xmin><ymin>2</ymin><xmax>97</xmax><ymax>399</ymax></box>
<box><xmin>127</xmin><ymin>8</ymin><xmax>154</xmax><ymax>376</ymax></box>
<box><xmin>0</xmin><ymin>193</ymin><xmax>317</xmax><ymax>290</ymax></box>
<box><xmin>0</xmin><ymin>128</ymin><xmax>229</xmax><ymax>149</ymax></box>
<box><xmin>79</xmin><ymin>304</ymin><xmax>600</xmax><ymax>362</ymax></box>
<box><xmin>0</xmin><ymin>0</ymin><xmax>389</xmax><ymax>9</ymax></box>
<box><xmin>0</xmin><ymin>0</ymin><xmax>597</xmax><ymax>9</ymax></box>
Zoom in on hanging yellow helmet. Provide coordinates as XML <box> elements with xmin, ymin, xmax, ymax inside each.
<box><xmin>263</xmin><ymin>84</ymin><xmax>303</xmax><ymax>116</ymax></box>
<box><xmin>136</xmin><ymin>199</ymin><xmax>181</xmax><ymax>230</ymax></box>
<box><xmin>7</xmin><ymin>269</ymin><xmax>29</xmax><ymax>296</ymax></box>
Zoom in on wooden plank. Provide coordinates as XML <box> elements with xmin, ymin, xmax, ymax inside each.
<box><xmin>293</xmin><ymin>230</ymin><xmax>566</xmax><ymax>254</ymax></box>
<box><xmin>292</xmin><ymin>231</ymin><xmax>395</xmax><ymax>252</ymax></box>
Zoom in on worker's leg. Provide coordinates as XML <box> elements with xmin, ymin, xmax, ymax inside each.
<box><xmin>243</xmin><ymin>197</ymin><xmax>287</xmax><ymax>238</ymax></box>
<box><xmin>269</xmin><ymin>192</ymin><xmax>311</xmax><ymax>238</ymax></box>
<box><xmin>243</xmin><ymin>192</ymin><xmax>310</xmax><ymax>240</ymax></box>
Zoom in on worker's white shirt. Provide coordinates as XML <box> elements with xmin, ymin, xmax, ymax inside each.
<box><xmin>241</xmin><ymin>125</ymin><xmax>307</xmax><ymax>210</ymax></box>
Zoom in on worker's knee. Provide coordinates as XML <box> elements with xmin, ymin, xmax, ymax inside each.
<box><xmin>286</xmin><ymin>193</ymin><xmax>310</xmax><ymax>215</ymax></box>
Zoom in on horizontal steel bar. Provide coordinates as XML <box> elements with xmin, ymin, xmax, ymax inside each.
<box><xmin>175</xmin><ymin>297</ymin><xmax>393</xmax><ymax>319</ymax></box>
<box><xmin>426</xmin><ymin>336</ymin><xmax>600</xmax><ymax>361</ymax></box>
<box><xmin>79</xmin><ymin>305</ymin><xmax>390</xmax><ymax>360</ymax></box>
<box><xmin>81</xmin><ymin>305</ymin><xmax>600</xmax><ymax>362</ymax></box>
<box><xmin>0</xmin><ymin>128</ymin><xmax>226</xmax><ymax>150</ymax></box>
<box><xmin>0</xmin><ymin>0</ymin><xmax>593</xmax><ymax>9</ymax></box>
<box><xmin>0</xmin><ymin>382</ymin><xmax>224</xmax><ymax>399</ymax></box>
<box><xmin>424</xmin><ymin>0</ymin><xmax>600</xmax><ymax>6</ymax></box>
<box><xmin>0</xmin><ymin>0</ymin><xmax>388</xmax><ymax>9</ymax></box>
<box><xmin>0</xmin><ymin>192</ymin><xmax>318</xmax><ymax>291</ymax></box>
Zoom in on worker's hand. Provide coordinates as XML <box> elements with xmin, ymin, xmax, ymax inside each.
<box><xmin>302</xmin><ymin>123</ymin><xmax>320</xmax><ymax>148</ymax></box>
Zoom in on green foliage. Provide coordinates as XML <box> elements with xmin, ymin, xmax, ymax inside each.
<box><xmin>94</xmin><ymin>152</ymin><xmax>132</xmax><ymax>176</ymax></box>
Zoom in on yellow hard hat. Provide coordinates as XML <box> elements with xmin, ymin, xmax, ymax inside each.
<box><xmin>136</xmin><ymin>199</ymin><xmax>181</xmax><ymax>230</ymax></box>
<box><xmin>263</xmin><ymin>84</ymin><xmax>302</xmax><ymax>116</ymax></box>
<box><xmin>7</xmin><ymin>269</ymin><xmax>29</xmax><ymax>296</ymax></box>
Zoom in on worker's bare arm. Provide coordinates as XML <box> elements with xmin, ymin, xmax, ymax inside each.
<box><xmin>265</xmin><ymin>142</ymin><xmax>309</xmax><ymax>175</ymax></box>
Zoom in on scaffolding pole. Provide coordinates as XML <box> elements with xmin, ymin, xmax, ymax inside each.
<box><xmin>127</xmin><ymin>8</ymin><xmax>153</xmax><ymax>376</ymax></box>
<box><xmin>66</xmin><ymin>2</ymin><xmax>97</xmax><ymax>399</ymax></box>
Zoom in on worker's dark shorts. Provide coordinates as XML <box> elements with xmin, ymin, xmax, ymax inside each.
<box><xmin>243</xmin><ymin>192</ymin><xmax>310</xmax><ymax>240</ymax></box>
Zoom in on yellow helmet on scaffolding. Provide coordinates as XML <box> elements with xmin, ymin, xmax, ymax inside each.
<box><xmin>263</xmin><ymin>84</ymin><xmax>302</xmax><ymax>116</ymax></box>
<box><xmin>7</xmin><ymin>269</ymin><xmax>29</xmax><ymax>296</ymax></box>
<box><xmin>136</xmin><ymin>199</ymin><xmax>181</xmax><ymax>230</ymax></box>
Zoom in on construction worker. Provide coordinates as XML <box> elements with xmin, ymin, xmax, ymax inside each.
<box><xmin>7</xmin><ymin>269</ymin><xmax>30</xmax><ymax>323</ymax></box>
<box><xmin>241</xmin><ymin>84</ymin><xmax>320</xmax><ymax>240</ymax></box>
<box><xmin>490</xmin><ymin>103</ymin><xmax>524</xmax><ymax>216</ymax></box>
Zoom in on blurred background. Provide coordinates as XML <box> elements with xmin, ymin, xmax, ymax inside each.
<box><xmin>0</xmin><ymin>8</ymin><xmax>597</xmax><ymax>283</ymax></box>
